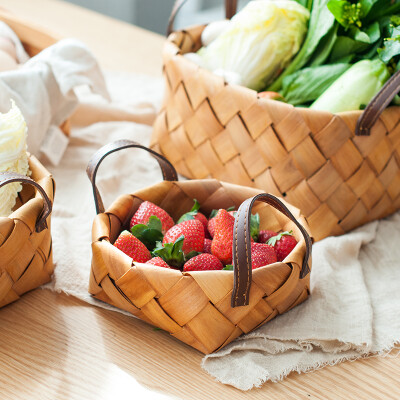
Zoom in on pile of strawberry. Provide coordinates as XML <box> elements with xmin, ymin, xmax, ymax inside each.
<box><xmin>113</xmin><ymin>200</ymin><xmax>298</xmax><ymax>271</ymax></box>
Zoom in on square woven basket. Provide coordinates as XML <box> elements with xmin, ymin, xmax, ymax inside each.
<box><xmin>0</xmin><ymin>155</ymin><xmax>55</xmax><ymax>308</ymax></box>
<box><xmin>151</xmin><ymin>0</ymin><xmax>400</xmax><ymax>241</ymax></box>
<box><xmin>87</xmin><ymin>140</ymin><xmax>312</xmax><ymax>354</ymax></box>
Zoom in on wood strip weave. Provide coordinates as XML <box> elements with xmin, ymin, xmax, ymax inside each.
<box><xmin>90</xmin><ymin>179</ymin><xmax>312</xmax><ymax>354</ymax></box>
<box><xmin>0</xmin><ymin>155</ymin><xmax>55</xmax><ymax>308</ymax></box>
<box><xmin>150</xmin><ymin>26</ymin><xmax>400</xmax><ymax>241</ymax></box>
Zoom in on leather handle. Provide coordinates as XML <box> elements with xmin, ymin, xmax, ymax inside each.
<box><xmin>167</xmin><ymin>0</ymin><xmax>238</xmax><ymax>36</ymax></box>
<box><xmin>232</xmin><ymin>193</ymin><xmax>312</xmax><ymax>307</ymax></box>
<box><xmin>356</xmin><ymin>69</ymin><xmax>400</xmax><ymax>136</ymax></box>
<box><xmin>86</xmin><ymin>140</ymin><xmax>178</xmax><ymax>215</ymax></box>
<box><xmin>0</xmin><ymin>172</ymin><xmax>52</xmax><ymax>233</ymax></box>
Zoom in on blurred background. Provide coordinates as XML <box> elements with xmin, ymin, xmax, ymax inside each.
<box><xmin>64</xmin><ymin>0</ymin><xmax>246</xmax><ymax>35</ymax></box>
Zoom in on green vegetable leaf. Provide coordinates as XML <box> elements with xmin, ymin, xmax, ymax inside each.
<box><xmin>378</xmin><ymin>26</ymin><xmax>400</xmax><ymax>64</ymax></box>
<box><xmin>222</xmin><ymin>264</ymin><xmax>234</xmax><ymax>270</ymax></box>
<box><xmin>131</xmin><ymin>216</ymin><xmax>163</xmax><ymax>251</ymax></box>
<box><xmin>329</xmin><ymin>35</ymin><xmax>369</xmax><ymax>62</ymax></box>
<box><xmin>327</xmin><ymin>0</ymin><xmax>363</xmax><ymax>29</ymax></box>
<box><xmin>152</xmin><ymin>236</ymin><xmax>185</xmax><ymax>269</ymax></box>
<box><xmin>308</xmin><ymin>25</ymin><xmax>339</xmax><ymax>67</ymax></box>
<box><xmin>268</xmin><ymin>0</ymin><xmax>337</xmax><ymax>91</ymax></box>
<box><xmin>282</xmin><ymin>63</ymin><xmax>350</xmax><ymax>105</ymax></box>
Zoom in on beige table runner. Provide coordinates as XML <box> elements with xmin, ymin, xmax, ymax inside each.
<box><xmin>45</xmin><ymin>72</ymin><xmax>400</xmax><ymax>391</ymax></box>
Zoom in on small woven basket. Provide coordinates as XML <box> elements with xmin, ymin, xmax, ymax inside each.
<box><xmin>0</xmin><ymin>9</ymin><xmax>70</xmax><ymax>135</ymax></box>
<box><xmin>87</xmin><ymin>140</ymin><xmax>312</xmax><ymax>354</ymax></box>
<box><xmin>0</xmin><ymin>155</ymin><xmax>55</xmax><ymax>308</ymax></box>
<box><xmin>151</xmin><ymin>0</ymin><xmax>400</xmax><ymax>241</ymax></box>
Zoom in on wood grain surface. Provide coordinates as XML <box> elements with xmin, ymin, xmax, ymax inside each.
<box><xmin>0</xmin><ymin>0</ymin><xmax>399</xmax><ymax>398</ymax></box>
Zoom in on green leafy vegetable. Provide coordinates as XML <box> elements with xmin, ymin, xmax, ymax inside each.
<box><xmin>268</xmin><ymin>0</ymin><xmax>337</xmax><ymax>91</ymax></box>
<box><xmin>310</xmin><ymin>59</ymin><xmax>390</xmax><ymax>113</ymax></box>
<box><xmin>378</xmin><ymin>26</ymin><xmax>400</xmax><ymax>64</ymax></box>
<box><xmin>281</xmin><ymin>63</ymin><xmax>350</xmax><ymax>105</ymax></box>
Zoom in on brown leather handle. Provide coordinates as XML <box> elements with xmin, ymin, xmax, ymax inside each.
<box><xmin>232</xmin><ymin>193</ymin><xmax>312</xmax><ymax>307</ymax></box>
<box><xmin>167</xmin><ymin>0</ymin><xmax>238</xmax><ymax>36</ymax></box>
<box><xmin>0</xmin><ymin>172</ymin><xmax>52</xmax><ymax>232</ymax></box>
<box><xmin>87</xmin><ymin>140</ymin><xmax>178</xmax><ymax>214</ymax></box>
<box><xmin>356</xmin><ymin>69</ymin><xmax>400</xmax><ymax>136</ymax></box>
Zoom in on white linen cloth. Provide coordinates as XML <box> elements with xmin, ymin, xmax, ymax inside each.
<box><xmin>0</xmin><ymin>36</ymin><xmax>109</xmax><ymax>164</ymax></box>
<box><xmin>43</xmin><ymin>72</ymin><xmax>400</xmax><ymax>391</ymax></box>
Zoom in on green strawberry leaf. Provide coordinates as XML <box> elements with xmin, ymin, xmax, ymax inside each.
<box><xmin>190</xmin><ymin>199</ymin><xmax>201</xmax><ymax>213</ymax></box>
<box><xmin>223</xmin><ymin>264</ymin><xmax>234</xmax><ymax>270</ymax></box>
<box><xmin>209</xmin><ymin>209</ymin><xmax>219</xmax><ymax>219</ymax></box>
<box><xmin>177</xmin><ymin>212</ymin><xmax>196</xmax><ymax>224</ymax></box>
<box><xmin>250</xmin><ymin>213</ymin><xmax>260</xmax><ymax>242</ymax></box>
<box><xmin>209</xmin><ymin>206</ymin><xmax>235</xmax><ymax>219</ymax></box>
<box><xmin>267</xmin><ymin>230</ymin><xmax>293</xmax><ymax>247</ymax></box>
<box><xmin>131</xmin><ymin>216</ymin><xmax>163</xmax><ymax>250</ymax></box>
<box><xmin>147</xmin><ymin>215</ymin><xmax>162</xmax><ymax>231</ymax></box>
<box><xmin>185</xmin><ymin>250</ymin><xmax>200</xmax><ymax>261</ymax></box>
<box><xmin>177</xmin><ymin>199</ymin><xmax>202</xmax><ymax>224</ymax></box>
<box><xmin>152</xmin><ymin>235</ymin><xmax>186</xmax><ymax>269</ymax></box>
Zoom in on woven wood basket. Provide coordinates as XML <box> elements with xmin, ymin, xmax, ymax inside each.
<box><xmin>151</xmin><ymin>1</ymin><xmax>400</xmax><ymax>241</ymax></box>
<box><xmin>0</xmin><ymin>155</ymin><xmax>55</xmax><ymax>308</ymax></box>
<box><xmin>87</xmin><ymin>140</ymin><xmax>312</xmax><ymax>354</ymax></box>
<box><xmin>0</xmin><ymin>9</ymin><xmax>70</xmax><ymax>135</ymax></box>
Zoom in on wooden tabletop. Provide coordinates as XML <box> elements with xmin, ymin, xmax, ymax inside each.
<box><xmin>0</xmin><ymin>1</ymin><xmax>400</xmax><ymax>399</ymax></box>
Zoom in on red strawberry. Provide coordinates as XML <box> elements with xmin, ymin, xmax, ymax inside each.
<box><xmin>268</xmin><ymin>231</ymin><xmax>298</xmax><ymax>261</ymax></box>
<box><xmin>163</xmin><ymin>219</ymin><xmax>204</xmax><ymax>254</ymax></box>
<box><xmin>145</xmin><ymin>257</ymin><xmax>171</xmax><ymax>268</ymax></box>
<box><xmin>177</xmin><ymin>199</ymin><xmax>208</xmax><ymax>234</ymax></box>
<box><xmin>203</xmin><ymin>238</ymin><xmax>212</xmax><ymax>253</ymax></box>
<box><xmin>130</xmin><ymin>201</ymin><xmax>174</xmax><ymax>234</ymax></box>
<box><xmin>114</xmin><ymin>231</ymin><xmax>151</xmax><ymax>262</ymax></box>
<box><xmin>207</xmin><ymin>217</ymin><xmax>216</xmax><ymax>238</ymax></box>
<box><xmin>258</xmin><ymin>230</ymin><xmax>278</xmax><ymax>244</ymax></box>
<box><xmin>251</xmin><ymin>242</ymin><xmax>277</xmax><ymax>269</ymax></box>
<box><xmin>211</xmin><ymin>209</ymin><xmax>235</xmax><ymax>264</ymax></box>
<box><xmin>183</xmin><ymin>253</ymin><xmax>223</xmax><ymax>271</ymax></box>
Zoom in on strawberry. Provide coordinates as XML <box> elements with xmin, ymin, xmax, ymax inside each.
<box><xmin>207</xmin><ymin>217</ymin><xmax>216</xmax><ymax>238</ymax></box>
<box><xmin>268</xmin><ymin>231</ymin><xmax>298</xmax><ymax>261</ymax></box>
<box><xmin>258</xmin><ymin>230</ymin><xmax>278</xmax><ymax>244</ymax></box>
<box><xmin>207</xmin><ymin>207</ymin><xmax>235</xmax><ymax>238</ymax></box>
<box><xmin>145</xmin><ymin>257</ymin><xmax>170</xmax><ymax>268</ymax></box>
<box><xmin>251</xmin><ymin>242</ymin><xmax>277</xmax><ymax>269</ymax></box>
<box><xmin>203</xmin><ymin>238</ymin><xmax>212</xmax><ymax>254</ymax></box>
<box><xmin>183</xmin><ymin>253</ymin><xmax>223</xmax><ymax>271</ymax></box>
<box><xmin>130</xmin><ymin>201</ymin><xmax>174</xmax><ymax>234</ymax></box>
<box><xmin>163</xmin><ymin>219</ymin><xmax>204</xmax><ymax>254</ymax></box>
<box><xmin>178</xmin><ymin>199</ymin><xmax>208</xmax><ymax>233</ymax></box>
<box><xmin>211</xmin><ymin>209</ymin><xmax>235</xmax><ymax>264</ymax></box>
<box><xmin>114</xmin><ymin>231</ymin><xmax>151</xmax><ymax>262</ymax></box>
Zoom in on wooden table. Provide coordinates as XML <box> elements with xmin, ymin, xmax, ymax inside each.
<box><xmin>0</xmin><ymin>1</ymin><xmax>399</xmax><ymax>399</ymax></box>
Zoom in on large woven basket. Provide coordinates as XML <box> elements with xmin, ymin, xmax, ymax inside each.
<box><xmin>0</xmin><ymin>9</ymin><xmax>70</xmax><ymax>135</ymax></box>
<box><xmin>0</xmin><ymin>155</ymin><xmax>55</xmax><ymax>308</ymax></box>
<box><xmin>87</xmin><ymin>140</ymin><xmax>312</xmax><ymax>354</ymax></box>
<box><xmin>151</xmin><ymin>1</ymin><xmax>400</xmax><ymax>241</ymax></box>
